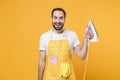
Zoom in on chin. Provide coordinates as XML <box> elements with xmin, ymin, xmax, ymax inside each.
<box><xmin>55</xmin><ymin>26</ymin><xmax>62</xmax><ymax>29</ymax></box>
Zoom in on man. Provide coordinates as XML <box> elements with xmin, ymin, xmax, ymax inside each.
<box><xmin>38</xmin><ymin>8</ymin><xmax>93</xmax><ymax>80</ymax></box>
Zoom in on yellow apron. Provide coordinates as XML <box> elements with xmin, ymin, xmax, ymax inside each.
<box><xmin>44</xmin><ymin>32</ymin><xmax>76</xmax><ymax>80</ymax></box>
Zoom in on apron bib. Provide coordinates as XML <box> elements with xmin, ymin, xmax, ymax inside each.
<box><xmin>43</xmin><ymin>31</ymin><xmax>76</xmax><ymax>80</ymax></box>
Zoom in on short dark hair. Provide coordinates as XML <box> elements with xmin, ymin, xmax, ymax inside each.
<box><xmin>51</xmin><ymin>8</ymin><xmax>66</xmax><ymax>18</ymax></box>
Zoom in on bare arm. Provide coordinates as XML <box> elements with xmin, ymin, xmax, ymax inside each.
<box><xmin>74</xmin><ymin>39</ymin><xmax>88</xmax><ymax>60</ymax></box>
<box><xmin>74</xmin><ymin>29</ymin><xmax>93</xmax><ymax>60</ymax></box>
<box><xmin>38</xmin><ymin>50</ymin><xmax>46</xmax><ymax>80</ymax></box>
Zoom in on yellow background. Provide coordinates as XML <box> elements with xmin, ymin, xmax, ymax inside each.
<box><xmin>0</xmin><ymin>0</ymin><xmax>120</xmax><ymax>80</ymax></box>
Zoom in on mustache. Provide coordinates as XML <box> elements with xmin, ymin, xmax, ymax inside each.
<box><xmin>54</xmin><ymin>22</ymin><xmax>62</xmax><ymax>25</ymax></box>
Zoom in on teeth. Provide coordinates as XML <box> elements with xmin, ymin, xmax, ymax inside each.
<box><xmin>56</xmin><ymin>24</ymin><xmax>59</xmax><ymax>25</ymax></box>
<box><xmin>56</xmin><ymin>23</ymin><xmax>60</xmax><ymax>25</ymax></box>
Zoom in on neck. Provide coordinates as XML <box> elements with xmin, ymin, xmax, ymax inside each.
<box><xmin>53</xmin><ymin>29</ymin><xmax>64</xmax><ymax>34</ymax></box>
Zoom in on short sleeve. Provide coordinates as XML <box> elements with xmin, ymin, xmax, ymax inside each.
<box><xmin>73</xmin><ymin>32</ymin><xmax>80</xmax><ymax>47</ymax></box>
<box><xmin>39</xmin><ymin>34</ymin><xmax>46</xmax><ymax>50</ymax></box>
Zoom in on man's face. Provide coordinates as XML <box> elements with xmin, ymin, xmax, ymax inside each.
<box><xmin>52</xmin><ymin>10</ymin><xmax>65</xmax><ymax>31</ymax></box>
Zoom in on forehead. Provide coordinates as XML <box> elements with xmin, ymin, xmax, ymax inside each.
<box><xmin>53</xmin><ymin>10</ymin><xmax>64</xmax><ymax>17</ymax></box>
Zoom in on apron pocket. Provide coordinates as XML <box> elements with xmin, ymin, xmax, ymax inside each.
<box><xmin>60</xmin><ymin>62</ymin><xmax>71</xmax><ymax>78</ymax></box>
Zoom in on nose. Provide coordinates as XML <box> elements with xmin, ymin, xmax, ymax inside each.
<box><xmin>56</xmin><ymin>19</ymin><xmax>60</xmax><ymax>23</ymax></box>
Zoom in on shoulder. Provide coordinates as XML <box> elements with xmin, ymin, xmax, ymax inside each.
<box><xmin>40</xmin><ymin>30</ymin><xmax>51</xmax><ymax>39</ymax></box>
<box><xmin>65</xmin><ymin>29</ymin><xmax>77</xmax><ymax>36</ymax></box>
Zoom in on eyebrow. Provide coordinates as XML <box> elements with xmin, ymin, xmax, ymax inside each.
<box><xmin>53</xmin><ymin>16</ymin><xmax>64</xmax><ymax>18</ymax></box>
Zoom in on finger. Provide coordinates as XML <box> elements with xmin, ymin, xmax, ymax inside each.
<box><xmin>89</xmin><ymin>33</ymin><xmax>94</xmax><ymax>39</ymax></box>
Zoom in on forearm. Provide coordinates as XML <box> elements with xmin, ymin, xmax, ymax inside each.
<box><xmin>80</xmin><ymin>39</ymin><xmax>88</xmax><ymax>59</ymax></box>
<box><xmin>38</xmin><ymin>60</ymin><xmax>46</xmax><ymax>80</ymax></box>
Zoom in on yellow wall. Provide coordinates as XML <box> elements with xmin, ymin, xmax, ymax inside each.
<box><xmin>0</xmin><ymin>0</ymin><xmax>120</xmax><ymax>80</ymax></box>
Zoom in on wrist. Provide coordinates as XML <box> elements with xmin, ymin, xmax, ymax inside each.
<box><xmin>83</xmin><ymin>39</ymin><xmax>88</xmax><ymax>46</ymax></box>
<box><xmin>83</xmin><ymin>38</ymin><xmax>88</xmax><ymax>43</ymax></box>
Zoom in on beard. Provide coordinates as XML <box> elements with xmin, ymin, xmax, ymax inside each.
<box><xmin>52</xmin><ymin>22</ymin><xmax>64</xmax><ymax>31</ymax></box>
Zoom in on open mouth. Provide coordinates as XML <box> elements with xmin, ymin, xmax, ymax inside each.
<box><xmin>55</xmin><ymin>22</ymin><xmax>62</xmax><ymax>26</ymax></box>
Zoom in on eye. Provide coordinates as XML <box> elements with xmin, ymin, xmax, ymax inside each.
<box><xmin>53</xmin><ymin>16</ymin><xmax>57</xmax><ymax>19</ymax></box>
<box><xmin>60</xmin><ymin>17</ymin><xmax>64</xmax><ymax>19</ymax></box>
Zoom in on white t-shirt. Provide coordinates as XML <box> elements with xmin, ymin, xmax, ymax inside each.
<box><xmin>39</xmin><ymin>29</ymin><xmax>80</xmax><ymax>55</ymax></box>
